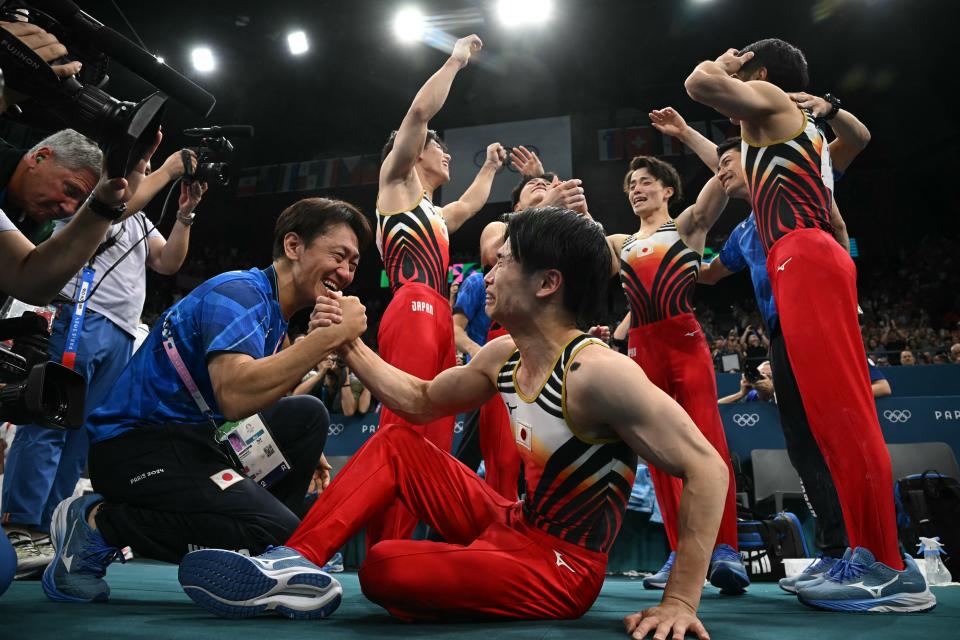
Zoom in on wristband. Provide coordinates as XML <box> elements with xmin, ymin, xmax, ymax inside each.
<box><xmin>86</xmin><ymin>196</ymin><xmax>126</xmax><ymax>221</ymax></box>
<box><xmin>822</xmin><ymin>93</ymin><xmax>841</xmax><ymax>121</ymax></box>
<box><xmin>177</xmin><ymin>212</ymin><xmax>196</xmax><ymax>226</ymax></box>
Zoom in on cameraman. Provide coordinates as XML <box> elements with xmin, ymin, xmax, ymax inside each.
<box><xmin>1</xmin><ymin>150</ymin><xmax>206</xmax><ymax>578</ymax></box>
<box><xmin>0</xmin><ymin>22</ymin><xmax>161</xmax><ymax>306</ymax></box>
<box><xmin>41</xmin><ymin>197</ymin><xmax>371</xmax><ymax>604</ymax></box>
<box><xmin>718</xmin><ymin>361</ymin><xmax>775</xmax><ymax>404</ymax></box>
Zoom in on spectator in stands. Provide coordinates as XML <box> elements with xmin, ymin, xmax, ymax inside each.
<box><xmin>900</xmin><ymin>350</ymin><xmax>916</xmax><ymax>366</ymax></box>
<box><xmin>718</xmin><ymin>361</ymin><xmax>774</xmax><ymax>404</ymax></box>
<box><xmin>715</xmin><ymin>330</ymin><xmax>744</xmax><ymax>372</ymax></box>
<box><xmin>951</xmin><ymin>343</ymin><xmax>960</xmax><ymax>364</ymax></box>
<box><xmin>740</xmin><ymin>325</ymin><xmax>769</xmax><ymax>367</ymax></box>
<box><xmin>339</xmin><ymin>364</ymin><xmax>372</xmax><ymax>417</ymax></box>
<box><xmin>882</xmin><ymin>320</ymin><xmax>908</xmax><ymax>365</ymax></box>
<box><xmin>868</xmin><ymin>359</ymin><xmax>892</xmax><ymax>398</ymax></box>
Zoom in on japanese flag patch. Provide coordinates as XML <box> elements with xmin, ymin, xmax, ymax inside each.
<box><xmin>516</xmin><ymin>420</ymin><xmax>533</xmax><ymax>451</ymax></box>
<box><xmin>210</xmin><ymin>469</ymin><xmax>244</xmax><ymax>490</ymax></box>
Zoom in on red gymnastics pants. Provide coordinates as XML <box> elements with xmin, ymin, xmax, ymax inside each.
<box><xmin>767</xmin><ymin>228</ymin><xmax>901</xmax><ymax>569</ymax></box>
<box><xmin>286</xmin><ymin>424</ymin><xmax>608</xmax><ymax>621</ymax></box>
<box><xmin>479</xmin><ymin>324</ymin><xmax>520</xmax><ymax>500</ymax></box>
<box><xmin>628</xmin><ymin>312</ymin><xmax>738</xmax><ymax>552</ymax></box>
<box><xmin>371</xmin><ymin>282</ymin><xmax>457</xmax><ymax>548</ymax></box>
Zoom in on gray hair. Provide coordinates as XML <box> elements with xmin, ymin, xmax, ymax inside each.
<box><xmin>28</xmin><ymin>129</ymin><xmax>102</xmax><ymax>176</ymax></box>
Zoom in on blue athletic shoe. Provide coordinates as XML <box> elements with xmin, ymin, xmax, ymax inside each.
<box><xmin>797</xmin><ymin>547</ymin><xmax>937</xmax><ymax>613</ymax></box>
<box><xmin>322</xmin><ymin>551</ymin><xmax>344</xmax><ymax>573</ymax></box>
<box><xmin>779</xmin><ymin>555</ymin><xmax>840</xmax><ymax>594</ymax></box>
<box><xmin>642</xmin><ymin>552</ymin><xmax>675</xmax><ymax>590</ymax></box>
<box><xmin>42</xmin><ymin>494</ymin><xmax>123</xmax><ymax>603</ymax></box>
<box><xmin>708</xmin><ymin>543</ymin><xmax>750</xmax><ymax>595</ymax></box>
<box><xmin>179</xmin><ymin>545</ymin><xmax>342</xmax><ymax>619</ymax></box>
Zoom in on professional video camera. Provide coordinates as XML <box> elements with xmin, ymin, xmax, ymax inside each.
<box><xmin>181</xmin><ymin>125</ymin><xmax>254</xmax><ymax>186</ymax></box>
<box><xmin>0</xmin><ymin>311</ymin><xmax>84</xmax><ymax>429</ymax></box>
<box><xmin>0</xmin><ymin>0</ymin><xmax>215</xmax><ymax>177</ymax></box>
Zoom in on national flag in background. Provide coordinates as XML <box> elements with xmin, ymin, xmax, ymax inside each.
<box><xmin>338</xmin><ymin>155</ymin><xmax>363</xmax><ymax>187</ymax></box>
<box><xmin>316</xmin><ymin>158</ymin><xmax>339</xmax><ymax>189</ymax></box>
<box><xmin>277</xmin><ymin>162</ymin><xmax>299</xmax><ymax>193</ymax></box>
<box><xmin>296</xmin><ymin>160</ymin><xmax>319</xmax><ymax>191</ymax></box>
<box><xmin>624</xmin><ymin>126</ymin><xmax>656</xmax><ymax>158</ymax></box>
<box><xmin>598</xmin><ymin>128</ymin><xmax>624</xmax><ymax>161</ymax></box>
<box><xmin>256</xmin><ymin>165</ymin><xmax>280</xmax><ymax>195</ymax></box>
<box><xmin>661</xmin><ymin>132</ymin><xmax>684</xmax><ymax>156</ymax></box>
<box><xmin>236</xmin><ymin>167</ymin><xmax>258</xmax><ymax>197</ymax></box>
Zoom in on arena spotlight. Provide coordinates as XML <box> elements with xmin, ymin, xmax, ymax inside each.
<box><xmin>155</xmin><ymin>55</ymin><xmax>165</xmax><ymax>65</ymax></box>
<box><xmin>191</xmin><ymin>47</ymin><xmax>215</xmax><ymax>73</ymax></box>
<box><xmin>287</xmin><ymin>30</ymin><xmax>309</xmax><ymax>55</ymax></box>
<box><xmin>496</xmin><ymin>0</ymin><xmax>554</xmax><ymax>27</ymax></box>
<box><xmin>393</xmin><ymin>7</ymin><xmax>426</xmax><ymax>44</ymax></box>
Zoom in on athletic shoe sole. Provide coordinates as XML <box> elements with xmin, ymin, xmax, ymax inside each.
<box><xmin>41</xmin><ymin>495</ymin><xmax>108</xmax><ymax>603</ymax></box>
<box><xmin>778</xmin><ymin>575</ymin><xmax>824</xmax><ymax>594</ymax></box>
<box><xmin>179</xmin><ymin>549</ymin><xmax>342</xmax><ymax>620</ymax></box>
<box><xmin>799</xmin><ymin>589</ymin><xmax>937</xmax><ymax>613</ymax></box>
<box><xmin>709</xmin><ymin>563</ymin><xmax>750</xmax><ymax>595</ymax></box>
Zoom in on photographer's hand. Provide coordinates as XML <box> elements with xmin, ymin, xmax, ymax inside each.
<box><xmin>92</xmin><ymin>130</ymin><xmax>163</xmax><ymax>211</ymax></box>
<box><xmin>0</xmin><ymin>21</ymin><xmax>81</xmax><ymax>78</ymax></box>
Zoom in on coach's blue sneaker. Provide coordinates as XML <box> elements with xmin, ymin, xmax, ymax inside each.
<box><xmin>179</xmin><ymin>545</ymin><xmax>342</xmax><ymax>619</ymax></box>
<box><xmin>708</xmin><ymin>543</ymin><xmax>750</xmax><ymax>594</ymax></box>
<box><xmin>322</xmin><ymin>551</ymin><xmax>344</xmax><ymax>573</ymax></box>
<box><xmin>797</xmin><ymin>547</ymin><xmax>936</xmax><ymax>613</ymax></box>
<box><xmin>42</xmin><ymin>494</ymin><xmax>123</xmax><ymax>603</ymax></box>
<box><xmin>779</xmin><ymin>555</ymin><xmax>840</xmax><ymax>594</ymax></box>
<box><xmin>643</xmin><ymin>552</ymin><xmax>675</xmax><ymax>590</ymax></box>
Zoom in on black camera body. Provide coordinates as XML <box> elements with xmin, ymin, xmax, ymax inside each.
<box><xmin>181</xmin><ymin>125</ymin><xmax>254</xmax><ymax>186</ymax></box>
<box><xmin>0</xmin><ymin>311</ymin><xmax>84</xmax><ymax>429</ymax></box>
<box><xmin>0</xmin><ymin>0</ymin><xmax>215</xmax><ymax>176</ymax></box>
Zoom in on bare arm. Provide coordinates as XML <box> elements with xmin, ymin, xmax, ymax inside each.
<box><xmin>208</xmin><ymin>297</ymin><xmax>367</xmax><ymax>420</ymax></box>
<box><xmin>568</xmin><ymin>349</ymin><xmax>726</xmax><ymax>640</ymax></box>
<box><xmin>607</xmin><ymin>234</ymin><xmax>628</xmax><ymax>278</ymax></box>
<box><xmin>788</xmin><ymin>93</ymin><xmax>871</xmax><ymax>173</ymax></box>
<box><xmin>147</xmin><ymin>181</ymin><xmax>207</xmax><ymax>275</ymax></box>
<box><xmin>649</xmin><ymin>107</ymin><xmax>719</xmax><ymax>171</ymax></box>
<box><xmin>125</xmin><ymin>149</ymin><xmax>194</xmax><ymax>214</ymax></box>
<box><xmin>340</xmin><ymin>370</ymin><xmax>358</xmax><ymax>417</ymax></box>
<box><xmin>0</xmin><ymin>132</ymin><xmax>162</xmax><ymax>305</ymax></box>
<box><xmin>341</xmin><ymin>335</ymin><xmax>513</xmax><ymax>424</ymax></box>
<box><xmin>829</xmin><ymin>199</ymin><xmax>850</xmax><ymax>253</ymax></box>
<box><xmin>698</xmin><ymin>257</ymin><xmax>734</xmax><ymax>285</ymax></box>
<box><xmin>719</xmin><ymin>376</ymin><xmax>751</xmax><ymax>404</ymax></box>
<box><xmin>613</xmin><ymin>311</ymin><xmax>631</xmax><ymax>341</ymax></box>
<box><xmin>675</xmin><ymin>176</ymin><xmax>729</xmax><ymax>246</ymax></box>
<box><xmin>357</xmin><ymin>386</ymin><xmax>372</xmax><ymax>414</ymax></box>
<box><xmin>872</xmin><ymin>378</ymin><xmax>892</xmax><ymax>398</ymax></box>
<box><xmin>378</xmin><ymin>35</ymin><xmax>482</xmax><ymax>211</ymax></box>
<box><xmin>442</xmin><ymin>143</ymin><xmax>505</xmax><ymax>233</ymax></box>
<box><xmin>453</xmin><ymin>312</ymin><xmax>483</xmax><ymax>359</ymax></box>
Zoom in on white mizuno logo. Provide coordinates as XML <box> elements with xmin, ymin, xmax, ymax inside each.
<box><xmin>554</xmin><ymin>550</ymin><xmax>575</xmax><ymax>573</ymax></box>
<box><xmin>684</xmin><ymin>331</ymin><xmax>698</xmax><ymax>337</ymax></box>
<box><xmin>846</xmin><ymin>575</ymin><xmax>899</xmax><ymax>598</ymax></box>
<box><xmin>61</xmin><ymin>520</ymin><xmax>80</xmax><ymax>572</ymax></box>
<box><xmin>777</xmin><ymin>257</ymin><xmax>794</xmax><ymax>271</ymax></box>
<box><xmin>252</xmin><ymin>553</ymin><xmax>301</xmax><ymax>569</ymax></box>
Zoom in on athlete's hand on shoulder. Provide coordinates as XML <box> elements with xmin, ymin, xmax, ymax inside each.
<box><xmin>787</xmin><ymin>92</ymin><xmax>831</xmax><ymax>118</ymax></box>
<box><xmin>450</xmin><ymin>34</ymin><xmax>482</xmax><ymax>68</ymax></box>
<box><xmin>623</xmin><ymin>601</ymin><xmax>709</xmax><ymax>640</ymax></box>
<box><xmin>509</xmin><ymin>145</ymin><xmax>544</xmax><ymax>177</ymax></box>
<box><xmin>649</xmin><ymin>108</ymin><xmax>689</xmax><ymax>139</ymax></box>
<box><xmin>309</xmin><ymin>291</ymin><xmax>343</xmax><ymax>332</ymax></box>
<box><xmin>713</xmin><ymin>48</ymin><xmax>754</xmax><ymax>76</ymax></box>
<box><xmin>485</xmin><ymin>142</ymin><xmax>507</xmax><ymax>170</ymax></box>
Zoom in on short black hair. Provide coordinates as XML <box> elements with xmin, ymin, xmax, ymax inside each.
<box><xmin>716</xmin><ymin>137</ymin><xmax>742</xmax><ymax>160</ymax></box>
<box><xmin>622</xmin><ymin>156</ymin><xmax>683</xmax><ymax>205</ymax></box>
<box><xmin>510</xmin><ymin>172</ymin><xmax>558</xmax><ymax>209</ymax></box>
<box><xmin>504</xmin><ymin>207</ymin><xmax>610</xmax><ymax>324</ymax></box>
<box><xmin>737</xmin><ymin>38</ymin><xmax>809</xmax><ymax>92</ymax></box>
<box><xmin>380</xmin><ymin>129</ymin><xmax>446</xmax><ymax>164</ymax></box>
<box><xmin>272</xmin><ymin>197</ymin><xmax>372</xmax><ymax>260</ymax></box>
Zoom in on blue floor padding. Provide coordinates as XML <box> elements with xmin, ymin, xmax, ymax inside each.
<box><xmin>1</xmin><ymin>560</ymin><xmax>956</xmax><ymax>639</ymax></box>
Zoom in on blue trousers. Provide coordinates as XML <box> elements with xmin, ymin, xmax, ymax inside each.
<box><xmin>1</xmin><ymin>308</ymin><xmax>133</xmax><ymax>532</ymax></box>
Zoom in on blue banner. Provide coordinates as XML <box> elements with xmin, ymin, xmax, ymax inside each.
<box><xmin>324</xmin><ymin>412</ymin><xmax>468</xmax><ymax>457</ymax></box>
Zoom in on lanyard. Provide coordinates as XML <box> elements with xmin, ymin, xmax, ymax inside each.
<box><xmin>161</xmin><ymin>269</ymin><xmax>284</xmax><ymax>429</ymax></box>
<box><xmin>61</xmin><ymin>267</ymin><xmax>95</xmax><ymax>370</ymax></box>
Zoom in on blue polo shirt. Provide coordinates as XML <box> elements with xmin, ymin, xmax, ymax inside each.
<box><xmin>88</xmin><ymin>266</ymin><xmax>287</xmax><ymax>443</ymax></box>
<box><xmin>452</xmin><ymin>272</ymin><xmax>490</xmax><ymax>349</ymax></box>
<box><xmin>717</xmin><ymin>212</ymin><xmax>778</xmax><ymax>332</ymax></box>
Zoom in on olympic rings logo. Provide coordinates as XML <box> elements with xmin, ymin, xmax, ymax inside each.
<box><xmin>327</xmin><ymin>423</ymin><xmax>344</xmax><ymax>436</ymax></box>
<box><xmin>883</xmin><ymin>410</ymin><xmax>912</xmax><ymax>423</ymax></box>
<box><xmin>732</xmin><ymin>413</ymin><xmax>760</xmax><ymax>427</ymax></box>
